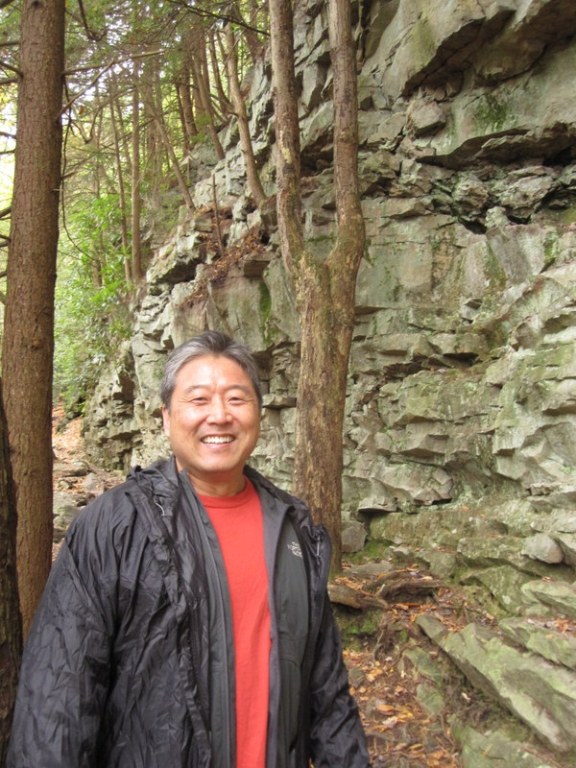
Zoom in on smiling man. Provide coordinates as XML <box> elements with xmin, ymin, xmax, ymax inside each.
<box><xmin>161</xmin><ymin>352</ymin><xmax>262</xmax><ymax>496</ymax></box>
<box><xmin>8</xmin><ymin>330</ymin><xmax>370</xmax><ymax>768</ymax></box>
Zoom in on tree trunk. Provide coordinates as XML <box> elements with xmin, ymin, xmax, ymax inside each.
<box><xmin>208</xmin><ymin>30</ymin><xmax>232</xmax><ymax>119</ymax></box>
<box><xmin>1</xmin><ymin>0</ymin><xmax>66</xmax><ymax>637</ymax></box>
<box><xmin>175</xmin><ymin>67</ymin><xmax>197</xmax><ymax>155</ymax></box>
<box><xmin>109</xmin><ymin>79</ymin><xmax>130</xmax><ymax>259</ymax></box>
<box><xmin>223</xmin><ymin>23</ymin><xmax>267</xmax><ymax>208</ymax></box>
<box><xmin>269</xmin><ymin>0</ymin><xmax>365</xmax><ymax>571</ymax></box>
<box><xmin>142</xmin><ymin>51</ymin><xmax>166</xmax><ymax>206</ymax></box>
<box><xmin>153</xmin><ymin>108</ymin><xmax>196</xmax><ymax>213</ymax></box>
<box><xmin>0</xmin><ymin>380</ymin><xmax>22</xmax><ymax>765</ymax></box>
<box><xmin>130</xmin><ymin>59</ymin><xmax>143</xmax><ymax>284</ymax></box>
<box><xmin>268</xmin><ymin>0</ymin><xmax>304</xmax><ymax>255</ymax></box>
<box><xmin>238</xmin><ymin>0</ymin><xmax>266</xmax><ymax>62</ymax></box>
<box><xmin>91</xmin><ymin>86</ymin><xmax>105</xmax><ymax>288</ymax></box>
<box><xmin>188</xmin><ymin>26</ymin><xmax>225</xmax><ymax>160</ymax></box>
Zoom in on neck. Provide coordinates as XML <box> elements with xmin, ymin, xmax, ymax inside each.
<box><xmin>189</xmin><ymin>473</ymin><xmax>246</xmax><ymax>498</ymax></box>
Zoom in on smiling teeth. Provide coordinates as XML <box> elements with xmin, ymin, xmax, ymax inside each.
<box><xmin>203</xmin><ymin>436</ymin><xmax>233</xmax><ymax>444</ymax></box>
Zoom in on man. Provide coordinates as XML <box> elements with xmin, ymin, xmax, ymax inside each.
<box><xmin>8</xmin><ymin>330</ymin><xmax>370</xmax><ymax>768</ymax></box>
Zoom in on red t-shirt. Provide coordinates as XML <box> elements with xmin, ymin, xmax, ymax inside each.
<box><xmin>200</xmin><ymin>480</ymin><xmax>271</xmax><ymax>768</ymax></box>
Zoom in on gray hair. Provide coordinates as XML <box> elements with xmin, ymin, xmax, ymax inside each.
<box><xmin>161</xmin><ymin>330</ymin><xmax>263</xmax><ymax>410</ymax></box>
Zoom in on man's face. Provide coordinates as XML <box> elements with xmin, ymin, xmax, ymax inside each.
<box><xmin>162</xmin><ymin>354</ymin><xmax>261</xmax><ymax>496</ymax></box>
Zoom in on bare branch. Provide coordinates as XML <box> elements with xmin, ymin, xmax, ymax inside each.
<box><xmin>166</xmin><ymin>0</ymin><xmax>269</xmax><ymax>38</ymax></box>
<box><xmin>62</xmin><ymin>53</ymin><xmax>163</xmax><ymax>116</ymax></box>
<box><xmin>63</xmin><ymin>48</ymin><xmax>162</xmax><ymax>78</ymax></box>
<box><xmin>75</xmin><ymin>0</ymin><xmax>106</xmax><ymax>42</ymax></box>
<box><xmin>0</xmin><ymin>59</ymin><xmax>22</xmax><ymax>77</ymax></box>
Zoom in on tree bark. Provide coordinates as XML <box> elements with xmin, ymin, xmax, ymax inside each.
<box><xmin>130</xmin><ymin>58</ymin><xmax>143</xmax><ymax>284</ymax></box>
<box><xmin>223</xmin><ymin>23</ymin><xmax>267</xmax><ymax>207</ymax></box>
<box><xmin>153</xmin><ymin>108</ymin><xmax>196</xmax><ymax>213</ymax></box>
<box><xmin>1</xmin><ymin>0</ymin><xmax>66</xmax><ymax>637</ymax></box>
<box><xmin>109</xmin><ymin>78</ymin><xmax>130</xmax><ymax>259</ymax></box>
<box><xmin>188</xmin><ymin>26</ymin><xmax>225</xmax><ymax>160</ymax></box>
<box><xmin>208</xmin><ymin>30</ymin><xmax>232</xmax><ymax>119</ymax></box>
<box><xmin>0</xmin><ymin>380</ymin><xmax>22</xmax><ymax>765</ymax></box>
<box><xmin>269</xmin><ymin>0</ymin><xmax>365</xmax><ymax>571</ymax></box>
<box><xmin>175</xmin><ymin>63</ymin><xmax>198</xmax><ymax>155</ymax></box>
<box><xmin>224</xmin><ymin>0</ymin><xmax>266</xmax><ymax>62</ymax></box>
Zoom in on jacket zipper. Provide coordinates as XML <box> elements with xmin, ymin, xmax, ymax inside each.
<box><xmin>292</xmin><ymin>518</ymin><xmax>331</xmax><ymax>763</ymax></box>
<box><xmin>181</xmin><ymin>477</ymin><xmax>235</xmax><ymax>768</ymax></box>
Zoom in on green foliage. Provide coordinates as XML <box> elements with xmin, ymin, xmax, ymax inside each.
<box><xmin>5</xmin><ymin>0</ymin><xmax>271</xmax><ymax>411</ymax></box>
<box><xmin>54</xmin><ymin>192</ymin><xmax>131</xmax><ymax>416</ymax></box>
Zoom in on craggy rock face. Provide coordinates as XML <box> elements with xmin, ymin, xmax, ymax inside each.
<box><xmin>81</xmin><ymin>6</ymin><xmax>576</xmax><ymax>758</ymax></box>
<box><xmin>85</xmin><ymin>0</ymin><xmax>576</xmax><ymax>587</ymax></box>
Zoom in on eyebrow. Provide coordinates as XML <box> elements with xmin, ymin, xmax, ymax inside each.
<box><xmin>182</xmin><ymin>384</ymin><xmax>255</xmax><ymax>397</ymax></box>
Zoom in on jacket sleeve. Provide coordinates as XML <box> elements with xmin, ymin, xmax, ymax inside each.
<box><xmin>7</xmin><ymin>510</ymin><xmax>117</xmax><ymax>768</ymax></box>
<box><xmin>308</xmin><ymin>595</ymin><xmax>372</xmax><ymax>768</ymax></box>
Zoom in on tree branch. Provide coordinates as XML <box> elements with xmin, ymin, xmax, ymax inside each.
<box><xmin>166</xmin><ymin>0</ymin><xmax>269</xmax><ymax>38</ymax></box>
<box><xmin>0</xmin><ymin>59</ymin><xmax>22</xmax><ymax>77</ymax></box>
<box><xmin>76</xmin><ymin>0</ymin><xmax>106</xmax><ymax>42</ymax></box>
<box><xmin>61</xmin><ymin>50</ymin><xmax>165</xmax><ymax>116</ymax></box>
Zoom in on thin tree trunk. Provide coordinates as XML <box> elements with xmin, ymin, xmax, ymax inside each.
<box><xmin>142</xmin><ymin>51</ymin><xmax>167</xmax><ymax>205</ymax></box>
<box><xmin>175</xmin><ymin>74</ymin><xmax>193</xmax><ymax>156</ymax></box>
<box><xmin>188</xmin><ymin>27</ymin><xmax>225</xmax><ymax>160</ymax></box>
<box><xmin>269</xmin><ymin>0</ymin><xmax>365</xmax><ymax>571</ymax></box>
<box><xmin>109</xmin><ymin>81</ymin><xmax>130</xmax><ymax>257</ymax></box>
<box><xmin>208</xmin><ymin>30</ymin><xmax>232</xmax><ymax>118</ymax></box>
<box><xmin>91</xmin><ymin>84</ymin><xmax>104</xmax><ymax>288</ymax></box>
<box><xmin>2</xmin><ymin>0</ymin><xmax>66</xmax><ymax>636</ymax></box>
<box><xmin>130</xmin><ymin>60</ymin><xmax>142</xmax><ymax>284</ymax></box>
<box><xmin>228</xmin><ymin>0</ymin><xmax>266</xmax><ymax>62</ymax></box>
<box><xmin>268</xmin><ymin>0</ymin><xmax>304</xmax><ymax>257</ymax></box>
<box><xmin>177</xmin><ymin>61</ymin><xmax>199</xmax><ymax>143</ymax></box>
<box><xmin>224</xmin><ymin>24</ymin><xmax>267</xmax><ymax>207</ymax></box>
<box><xmin>153</xmin><ymin>109</ymin><xmax>196</xmax><ymax>212</ymax></box>
<box><xmin>111</xmin><ymin>71</ymin><xmax>132</xmax><ymax>176</ymax></box>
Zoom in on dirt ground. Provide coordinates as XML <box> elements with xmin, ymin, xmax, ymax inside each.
<box><xmin>52</xmin><ymin>409</ymin><xmax>470</xmax><ymax>767</ymax></box>
<box><xmin>338</xmin><ymin>579</ymin><xmax>471</xmax><ymax>768</ymax></box>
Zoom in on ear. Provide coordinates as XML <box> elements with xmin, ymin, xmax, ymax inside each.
<box><xmin>161</xmin><ymin>405</ymin><xmax>171</xmax><ymax>437</ymax></box>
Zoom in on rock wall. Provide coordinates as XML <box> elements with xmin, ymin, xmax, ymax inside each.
<box><xmin>85</xmin><ymin>0</ymin><xmax>576</xmax><ymax>602</ymax></box>
<box><xmin>83</xmin><ymin>6</ymin><xmax>576</xmax><ymax>759</ymax></box>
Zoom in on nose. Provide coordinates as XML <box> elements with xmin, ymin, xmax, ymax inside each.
<box><xmin>207</xmin><ymin>396</ymin><xmax>231</xmax><ymax>423</ymax></box>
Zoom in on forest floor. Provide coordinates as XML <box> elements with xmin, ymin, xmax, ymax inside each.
<box><xmin>52</xmin><ymin>408</ymin><xmax>479</xmax><ymax>768</ymax></box>
<box><xmin>337</xmin><ymin>579</ymin><xmax>485</xmax><ymax>768</ymax></box>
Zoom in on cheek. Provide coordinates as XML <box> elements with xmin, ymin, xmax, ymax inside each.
<box><xmin>164</xmin><ymin>409</ymin><xmax>201</xmax><ymax>436</ymax></box>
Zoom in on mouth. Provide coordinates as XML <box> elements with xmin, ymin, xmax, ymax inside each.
<box><xmin>201</xmin><ymin>435</ymin><xmax>234</xmax><ymax>445</ymax></box>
